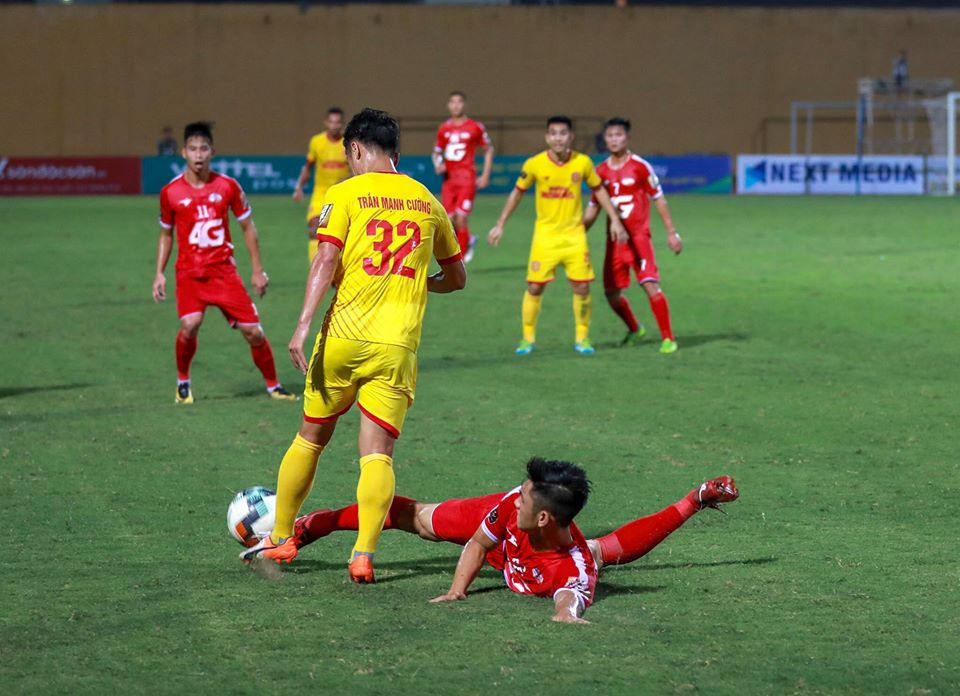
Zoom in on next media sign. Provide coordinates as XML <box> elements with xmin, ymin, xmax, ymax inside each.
<box><xmin>737</xmin><ymin>155</ymin><xmax>924</xmax><ymax>195</ymax></box>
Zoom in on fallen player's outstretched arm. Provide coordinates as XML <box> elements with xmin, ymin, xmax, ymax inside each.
<box><xmin>430</xmin><ymin>529</ymin><xmax>495</xmax><ymax>602</ymax></box>
<box><xmin>552</xmin><ymin>589</ymin><xmax>589</xmax><ymax>625</ymax></box>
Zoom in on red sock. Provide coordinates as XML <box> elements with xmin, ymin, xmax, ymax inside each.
<box><xmin>456</xmin><ymin>227</ymin><xmax>470</xmax><ymax>255</ymax></box>
<box><xmin>609</xmin><ymin>294</ymin><xmax>639</xmax><ymax>332</ymax></box>
<box><xmin>175</xmin><ymin>330</ymin><xmax>197</xmax><ymax>381</ymax></box>
<box><xmin>249</xmin><ymin>338</ymin><xmax>279</xmax><ymax>389</ymax></box>
<box><xmin>596</xmin><ymin>494</ymin><xmax>698</xmax><ymax>566</ymax></box>
<box><xmin>300</xmin><ymin>496</ymin><xmax>415</xmax><ymax>542</ymax></box>
<box><xmin>648</xmin><ymin>290</ymin><xmax>674</xmax><ymax>340</ymax></box>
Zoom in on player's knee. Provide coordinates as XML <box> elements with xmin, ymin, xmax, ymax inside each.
<box><xmin>571</xmin><ymin>282</ymin><xmax>590</xmax><ymax>296</ymax></box>
<box><xmin>643</xmin><ymin>282</ymin><xmax>661</xmax><ymax>297</ymax></box>
<box><xmin>179</xmin><ymin>316</ymin><xmax>203</xmax><ymax>337</ymax></box>
<box><xmin>240</xmin><ymin>325</ymin><xmax>265</xmax><ymax>344</ymax></box>
<box><xmin>604</xmin><ymin>288</ymin><xmax>621</xmax><ymax>302</ymax></box>
<box><xmin>526</xmin><ymin>282</ymin><xmax>545</xmax><ymax>296</ymax></box>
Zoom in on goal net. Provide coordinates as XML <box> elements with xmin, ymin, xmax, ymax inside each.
<box><xmin>923</xmin><ymin>91</ymin><xmax>960</xmax><ymax>195</ymax></box>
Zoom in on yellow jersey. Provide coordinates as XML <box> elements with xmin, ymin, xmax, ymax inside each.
<box><xmin>307</xmin><ymin>132</ymin><xmax>349</xmax><ymax>201</ymax></box>
<box><xmin>316</xmin><ymin>172</ymin><xmax>460</xmax><ymax>352</ymax></box>
<box><xmin>515</xmin><ymin>150</ymin><xmax>601</xmax><ymax>240</ymax></box>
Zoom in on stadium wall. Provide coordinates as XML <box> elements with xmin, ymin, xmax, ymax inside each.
<box><xmin>2</xmin><ymin>4</ymin><xmax>959</xmax><ymax>157</ymax></box>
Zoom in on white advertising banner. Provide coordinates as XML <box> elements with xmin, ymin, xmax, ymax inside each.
<box><xmin>737</xmin><ymin>155</ymin><xmax>924</xmax><ymax>195</ymax></box>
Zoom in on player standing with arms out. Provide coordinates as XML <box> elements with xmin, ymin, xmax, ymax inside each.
<box><xmin>290</xmin><ymin>458</ymin><xmax>739</xmax><ymax>624</ymax></box>
<box><xmin>433</xmin><ymin>91</ymin><xmax>494</xmax><ymax>263</ymax></box>
<box><xmin>152</xmin><ymin>122</ymin><xmax>296</xmax><ymax>404</ymax></box>
<box><xmin>292</xmin><ymin>107</ymin><xmax>349</xmax><ymax>262</ymax></box>
<box><xmin>584</xmin><ymin>118</ymin><xmax>682</xmax><ymax>354</ymax></box>
<box><xmin>488</xmin><ymin>116</ymin><xmax>627</xmax><ymax>355</ymax></box>
<box><xmin>243</xmin><ymin>109</ymin><xmax>467</xmax><ymax>583</ymax></box>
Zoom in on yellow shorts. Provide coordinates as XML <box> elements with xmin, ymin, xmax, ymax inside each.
<box><xmin>526</xmin><ymin>233</ymin><xmax>595</xmax><ymax>285</ymax></box>
<box><xmin>307</xmin><ymin>189</ymin><xmax>329</xmax><ymax>222</ymax></box>
<box><xmin>303</xmin><ymin>335</ymin><xmax>417</xmax><ymax>438</ymax></box>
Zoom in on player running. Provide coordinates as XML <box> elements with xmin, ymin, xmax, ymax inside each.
<box><xmin>288</xmin><ymin>457</ymin><xmax>739</xmax><ymax>623</ymax></box>
<box><xmin>584</xmin><ymin>117</ymin><xmax>682</xmax><ymax>354</ymax></box>
<box><xmin>292</xmin><ymin>107</ymin><xmax>349</xmax><ymax>262</ymax></box>
<box><xmin>242</xmin><ymin>109</ymin><xmax>467</xmax><ymax>583</ymax></box>
<box><xmin>488</xmin><ymin>116</ymin><xmax>628</xmax><ymax>355</ymax></box>
<box><xmin>152</xmin><ymin>121</ymin><xmax>296</xmax><ymax>404</ymax></box>
<box><xmin>433</xmin><ymin>91</ymin><xmax>494</xmax><ymax>263</ymax></box>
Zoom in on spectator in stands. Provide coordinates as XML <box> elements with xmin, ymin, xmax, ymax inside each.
<box><xmin>157</xmin><ymin>126</ymin><xmax>178</xmax><ymax>156</ymax></box>
<box><xmin>893</xmin><ymin>50</ymin><xmax>909</xmax><ymax>91</ymax></box>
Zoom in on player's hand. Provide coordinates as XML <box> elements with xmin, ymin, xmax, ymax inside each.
<box><xmin>667</xmin><ymin>231</ymin><xmax>683</xmax><ymax>255</ymax></box>
<box><xmin>430</xmin><ymin>590</ymin><xmax>467</xmax><ymax>603</ymax></box>
<box><xmin>251</xmin><ymin>270</ymin><xmax>269</xmax><ymax>297</ymax></box>
<box><xmin>477</xmin><ymin>174</ymin><xmax>490</xmax><ymax>190</ymax></box>
<box><xmin>292</xmin><ymin>187</ymin><xmax>304</xmax><ymax>203</ymax></box>
<box><xmin>609</xmin><ymin>218</ymin><xmax>629</xmax><ymax>244</ymax></box>
<box><xmin>434</xmin><ymin>162</ymin><xmax>446</xmax><ymax>176</ymax></box>
<box><xmin>152</xmin><ymin>273</ymin><xmax>166</xmax><ymax>303</ymax></box>
<box><xmin>487</xmin><ymin>224</ymin><xmax>504</xmax><ymax>247</ymax></box>
<box><xmin>552</xmin><ymin>612</ymin><xmax>591</xmax><ymax>625</ymax></box>
<box><xmin>288</xmin><ymin>323</ymin><xmax>311</xmax><ymax>374</ymax></box>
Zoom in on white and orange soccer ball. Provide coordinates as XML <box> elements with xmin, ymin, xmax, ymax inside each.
<box><xmin>227</xmin><ymin>486</ymin><xmax>276</xmax><ymax>547</ymax></box>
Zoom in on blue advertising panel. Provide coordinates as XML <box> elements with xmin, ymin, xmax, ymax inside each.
<box><xmin>144</xmin><ymin>154</ymin><xmax>731</xmax><ymax>195</ymax></box>
<box><xmin>142</xmin><ymin>156</ymin><xmax>307</xmax><ymax>195</ymax></box>
<box><xmin>737</xmin><ymin>155</ymin><xmax>924</xmax><ymax>195</ymax></box>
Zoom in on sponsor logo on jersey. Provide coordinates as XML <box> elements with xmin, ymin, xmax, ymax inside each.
<box><xmin>317</xmin><ymin>204</ymin><xmax>333</xmax><ymax>229</ymax></box>
<box><xmin>623</xmin><ymin>177</ymin><xmax>636</xmax><ymax>186</ymax></box>
<box><xmin>178</xmin><ymin>197</ymin><xmax>192</xmax><ymax>207</ymax></box>
<box><xmin>209</xmin><ymin>192</ymin><xmax>223</xmax><ymax>203</ymax></box>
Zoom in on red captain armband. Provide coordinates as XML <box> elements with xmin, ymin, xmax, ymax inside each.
<box><xmin>437</xmin><ymin>251</ymin><xmax>463</xmax><ymax>266</ymax></box>
<box><xmin>316</xmin><ymin>234</ymin><xmax>344</xmax><ymax>250</ymax></box>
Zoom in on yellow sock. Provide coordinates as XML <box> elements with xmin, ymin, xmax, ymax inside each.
<box><xmin>522</xmin><ymin>291</ymin><xmax>542</xmax><ymax>343</ymax></box>
<box><xmin>573</xmin><ymin>293</ymin><xmax>592</xmax><ymax>343</ymax></box>
<box><xmin>353</xmin><ymin>453</ymin><xmax>395</xmax><ymax>555</ymax></box>
<box><xmin>271</xmin><ymin>434</ymin><xmax>324</xmax><ymax>543</ymax></box>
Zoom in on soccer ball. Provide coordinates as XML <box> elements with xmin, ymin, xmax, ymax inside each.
<box><xmin>227</xmin><ymin>486</ymin><xmax>276</xmax><ymax>547</ymax></box>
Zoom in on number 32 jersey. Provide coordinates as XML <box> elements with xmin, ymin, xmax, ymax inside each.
<box><xmin>316</xmin><ymin>172</ymin><xmax>461</xmax><ymax>353</ymax></box>
<box><xmin>159</xmin><ymin>172</ymin><xmax>252</xmax><ymax>278</ymax></box>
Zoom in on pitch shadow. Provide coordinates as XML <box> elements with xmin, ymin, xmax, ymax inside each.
<box><xmin>632</xmin><ymin>556</ymin><xmax>778</xmax><ymax>572</ymax></box>
<box><xmin>593</xmin><ymin>582</ymin><xmax>667</xmax><ymax>601</ymax></box>
<box><xmin>0</xmin><ymin>383</ymin><xmax>93</xmax><ymax>400</ymax></box>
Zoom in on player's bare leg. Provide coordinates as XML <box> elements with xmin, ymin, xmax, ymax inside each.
<box><xmin>237</xmin><ymin>323</ymin><xmax>296</xmax><ymax>400</ymax></box>
<box><xmin>306</xmin><ymin>217</ymin><xmax>320</xmax><ymax>263</ymax></box>
<box><xmin>349</xmin><ymin>413</ymin><xmax>399</xmax><ymax>583</ymax></box>
<box><xmin>175</xmin><ymin>312</ymin><xmax>204</xmax><ymax>404</ymax></box>
<box><xmin>293</xmin><ymin>499</ymin><xmax>444</xmax><ymax>548</ymax></box>
<box><xmin>641</xmin><ymin>281</ymin><xmax>677</xmax><ymax>354</ymax></box>
<box><xmin>241</xmin><ymin>419</ymin><xmax>337</xmax><ymax>565</ymax></box>
<box><xmin>605</xmin><ymin>288</ymin><xmax>645</xmax><ymax>346</ymax></box>
<box><xmin>518</xmin><ymin>281</ymin><xmax>546</xmax><ymax>355</ymax></box>
<box><xmin>589</xmin><ymin>476</ymin><xmax>739</xmax><ymax>570</ymax></box>
<box><xmin>571</xmin><ymin>281</ymin><xmax>594</xmax><ymax>354</ymax></box>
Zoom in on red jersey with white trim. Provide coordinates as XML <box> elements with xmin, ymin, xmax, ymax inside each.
<box><xmin>594</xmin><ymin>154</ymin><xmax>663</xmax><ymax>236</ymax></box>
<box><xmin>480</xmin><ymin>488</ymin><xmax>597</xmax><ymax>610</ymax></box>
<box><xmin>434</xmin><ymin>118</ymin><xmax>490</xmax><ymax>180</ymax></box>
<box><xmin>159</xmin><ymin>172</ymin><xmax>252</xmax><ymax>277</ymax></box>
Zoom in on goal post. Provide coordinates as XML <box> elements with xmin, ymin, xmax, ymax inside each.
<box><xmin>923</xmin><ymin>90</ymin><xmax>960</xmax><ymax>195</ymax></box>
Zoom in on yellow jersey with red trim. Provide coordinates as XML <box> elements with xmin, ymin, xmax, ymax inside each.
<box><xmin>307</xmin><ymin>132</ymin><xmax>349</xmax><ymax>201</ymax></box>
<box><xmin>316</xmin><ymin>172</ymin><xmax>460</xmax><ymax>352</ymax></box>
<box><xmin>515</xmin><ymin>150</ymin><xmax>601</xmax><ymax>240</ymax></box>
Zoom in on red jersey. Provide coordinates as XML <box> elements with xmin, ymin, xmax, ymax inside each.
<box><xmin>434</xmin><ymin>118</ymin><xmax>490</xmax><ymax>180</ymax></box>
<box><xmin>159</xmin><ymin>172</ymin><xmax>252</xmax><ymax>278</ymax></box>
<box><xmin>480</xmin><ymin>488</ymin><xmax>597</xmax><ymax>611</ymax></box>
<box><xmin>594</xmin><ymin>153</ymin><xmax>664</xmax><ymax>236</ymax></box>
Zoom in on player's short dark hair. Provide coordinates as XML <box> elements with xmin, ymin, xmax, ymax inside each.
<box><xmin>183</xmin><ymin>121</ymin><xmax>214</xmax><ymax>145</ymax></box>
<box><xmin>327</xmin><ymin>107</ymin><xmax>344</xmax><ymax>116</ymax></box>
<box><xmin>449</xmin><ymin>90</ymin><xmax>466</xmax><ymax>100</ymax></box>
<box><xmin>604</xmin><ymin>117</ymin><xmax>631</xmax><ymax>133</ymax></box>
<box><xmin>343</xmin><ymin>108</ymin><xmax>400</xmax><ymax>156</ymax></box>
<box><xmin>526</xmin><ymin>457</ymin><xmax>591</xmax><ymax>527</ymax></box>
<box><xmin>547</xmin><ymin>115</ymin><xmax>573</xmax><ymax>130</ymax></box>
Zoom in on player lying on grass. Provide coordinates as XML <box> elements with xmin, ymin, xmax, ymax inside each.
<box><xmin>286</xmin><ymin>457</ymin><xmax>738</xmax><ymax>623</ymax></box>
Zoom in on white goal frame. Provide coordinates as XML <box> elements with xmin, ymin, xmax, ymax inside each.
<box><xmin>947</xmin><ymin>91</ymin><xmax>960</xmax><ymax>195</ymax></box>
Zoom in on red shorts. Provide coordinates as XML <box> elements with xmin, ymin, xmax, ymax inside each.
<box><xmin>431</xmin><ymin>492</ymin><xmax>510</xmax><ymax>569</ymax></box>
<box><xmin>441</xmin><ymin>172</ymin><xmax>477</xmax><ymax>217</ymax></box>
<box><xmin>604</xmin><ymin>230</ymin><xmax>659</xmax><ymax>290</ymax></box>
<box><xmin>176</xmin><ymin>271</ymin><xmax>260</xmax><ymax>327</ymax></box>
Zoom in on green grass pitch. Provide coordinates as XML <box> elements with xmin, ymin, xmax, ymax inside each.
<box><xmin>1</xmin><ymin>193</ymin><xmax>958</xmax><ymax>694</ymax></box>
